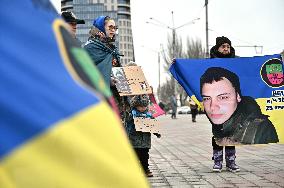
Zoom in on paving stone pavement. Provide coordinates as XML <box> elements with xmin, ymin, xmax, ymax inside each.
<box><xmin>147</xmin><ymin>114</ymin><xmax>284</xmax><ymax>188</ymax></box>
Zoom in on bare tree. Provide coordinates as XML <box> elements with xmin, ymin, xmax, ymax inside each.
<box><xmin>159</xmin><ymin>35</ymin><xmax>206</xmax><ymax>106</ymax></box>
<box><xmin>177</xmin><ymin>38</ymin><xmax>207</xmax><ymax>105</ymax></box>
<box><xmin>161</xmin><ymin>33</ymin><xmax>183</xmax><ymax>73</ymax></box>
<box><xmin>158</xmin><ymin>78</ymin><xmax>175</xmax><ymax>108</ymax></box>
<box><xmin>160</xmin><ymin>32</ymin><xmax>185</xmax><ymax>105</ymax></box>
<box><xmin>185</xmin><ymin>37</ymin><xmax>206</xmax><ymax>59</ymax></box>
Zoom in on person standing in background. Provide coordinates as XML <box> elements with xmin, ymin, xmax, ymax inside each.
<box><xmin>208</xmin><ymin>36</ymin><xmax>240</xmax><ymax>172</ymax></box>
<box><xmin>188</xmin><ymin>98</ymin><xmax>198</xmax><ymax>122</ymax></box>
<box><xmin>61</xmin><ymin>11</ymin><xmax>85</xmax><ymax>46</ymax></box>
<box><xmin>170</xmin><ymin>95</ymin><xmax>177</xmax><ymax>119</ymax></box>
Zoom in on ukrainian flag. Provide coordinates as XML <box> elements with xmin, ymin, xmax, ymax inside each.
<box><xmin>170</xmin><ymin>54</ymin><xmax>284</xmax><ymax>144</ymax></box>
<box><xmin>0</xmin><ymin>1</ymin><xmax>149</xmax><ymax>187</ymax></box>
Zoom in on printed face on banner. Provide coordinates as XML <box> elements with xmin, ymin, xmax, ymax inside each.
<box><xmin>261</xmin><ymin>58</ymin><xmax>284</xmax><ymax>88</ymax></box>
<box><xmin>266</xmin><ymin>64</ymin><xmax>283</xmax><ymax>85</ymax></box>
<box><xmin>199</xmin><ymin>67</ymin><xmax>279</xmax><ymax>145</ymax></box>
<box><xmin>112</xmin><ymin>68</ymin><xmax>131</xmax><ymax>94</ymax></box>
<box><xmin>202</xmin><ymin>78</ymin><xmax>241</xmax><ymax>125</ymax></box>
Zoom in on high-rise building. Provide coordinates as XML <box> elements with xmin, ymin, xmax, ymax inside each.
<box><xmin>117</xmin><ymin>0</ymin><xmax>134</xmax><ymax>65</ymax></box>
<box><xmin>61</xmin><ymin>0</ymin><xmax>134</xmax><ymax>65</ymax></box>
<box><xmin>61</xmin><ymin>0</ymin><xmax>73</xmax><ymax>11</ymax></box>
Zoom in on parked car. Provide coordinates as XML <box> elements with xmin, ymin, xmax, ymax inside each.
<box><xmin>177</xmin><ymin>106</ymin><xmax>191</xmax><ymax>114</ymax></box>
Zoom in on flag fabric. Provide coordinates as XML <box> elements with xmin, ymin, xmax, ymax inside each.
<box><xmin>148</xmin><ymin>94</ymin><xmax>165</xmax><ymax>118</ymax></box>
<box><xmin>0</xmin><ymin>1</ymin><xmax>149</xmax><ymax>187</ymax></box>
<box><xmin>170</xmin><ymin>54</ymin><xmax>284</xmax><ymax>144</ymax></box>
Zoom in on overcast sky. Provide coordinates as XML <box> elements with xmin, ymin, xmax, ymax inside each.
<box><xmin>51</xmin><ymin>0</ymin><xmax>284</xmax><ymax>93</ymax></box>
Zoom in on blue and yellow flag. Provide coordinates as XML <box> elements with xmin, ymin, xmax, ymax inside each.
<box><xmin>0</xmin><ymin>1</ymin><xmax>149</xmax><ymax>187</ymax></box>
<box><xmin>170</xmin><ymin>54</ymin><xmax>284</xmax><ymax>145</ymax></box>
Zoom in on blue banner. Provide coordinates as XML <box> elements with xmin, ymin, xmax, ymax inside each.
<box><xmin>170</xmin><ymin>54</ymin><xmax>284</xmax><ymax>145</ymax></box>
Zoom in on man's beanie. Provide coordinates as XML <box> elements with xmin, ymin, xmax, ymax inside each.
<box><xmin>93</xmin><ymin>16</ymin><xmax>108</xmax><ymax>34</ymax></box>
<box><xmin>130</xmin><ymin>95</ymin><xmax>150</xmax><ymax>108</ymax></box>
<box><xmin>215</xmin><ymin>36</ymin><xmax>231</xmax><ymax>48</ymax></box>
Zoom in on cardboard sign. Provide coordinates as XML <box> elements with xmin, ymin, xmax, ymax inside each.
<box><xmin>133</xmin><ymin>117</ymin><xmax>159</xmax><ymax>133</ymax></box>
<box><xmin>112</xmin><ymin>66</ymin><xmax>152</xmax><ymax>96</ymax></box>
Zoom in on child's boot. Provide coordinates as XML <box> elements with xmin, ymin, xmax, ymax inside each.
<box><xmin>212</xmin><ymin>149</ymin><xmax>223</xmax><ymax>172</ymax></box>
<box><xmin>225</xmin><ymin>148</ymin><xmax>240</xmax><ymax>172</ymax></box>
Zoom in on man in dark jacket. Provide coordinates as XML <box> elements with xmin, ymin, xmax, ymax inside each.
<box><xmin>210</xmin><ymin>36</ymin><xmax>236</xmax><ymax>58</ymax></box>
<box><xmin>207</xmin><ymin>36</ymin><xmax>238</xmax><ymax>172</ymax></box>
<box><xmin>61</xmin><ymin>11</ymin><xmax>85</xmax><ymax>46</ymax></box>
<box><xmin>170</xmin><ymin>95</ymin><xmax>177</xmax><ymax>119</ymax></box>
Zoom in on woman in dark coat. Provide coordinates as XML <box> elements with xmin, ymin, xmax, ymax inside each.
<box><xmin>84</xmin><ymin>16</ymin><xmax>129</xmax><ymax>122</ymax></box>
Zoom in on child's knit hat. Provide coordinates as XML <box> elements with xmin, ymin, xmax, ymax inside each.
<box><xmin>130</xmin><ymin>95</ymin><xmax>149</xmax><ymax>108</ymax></box>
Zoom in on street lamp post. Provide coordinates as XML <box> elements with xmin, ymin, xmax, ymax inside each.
<box><xmin>171</xmin><ymin>11</ymin><xmax>176</xmax><ymax>95</ymax></box>
<box><xmin>147</xmin><ymin>12</ymin><xmax>200</xmax><ymax>95</ymax></box>
<box><xmin>205</xmin><ymin>0</ymin><xmax>209</xmax><ymax>57</ymax></box>
<box><xmin>141</xmin><ymin>44</ymin><xmax>163</xmax><ymax>99</ymax></box>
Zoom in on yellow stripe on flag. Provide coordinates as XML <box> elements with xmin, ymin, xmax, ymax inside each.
<box><xmin>256</xmin><ymin>98</ymin><xmax>284</xmax><ymax>144</ymax></box>
<box><xmin>0</xmin><ymin>102</ymin><xmax>149</xmax><ymax>188</ymax></box>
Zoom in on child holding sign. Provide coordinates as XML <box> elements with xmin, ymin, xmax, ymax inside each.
<box><xmin>125</xmin><ymin>94</ymin><xmax>161</xmax><ymax>177</ymax></box>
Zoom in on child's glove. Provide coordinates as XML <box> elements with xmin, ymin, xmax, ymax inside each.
<box><xmin>153</xmin><ymin>133</ymin><xmax>161</xmax><ymax>138</ymax></box>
